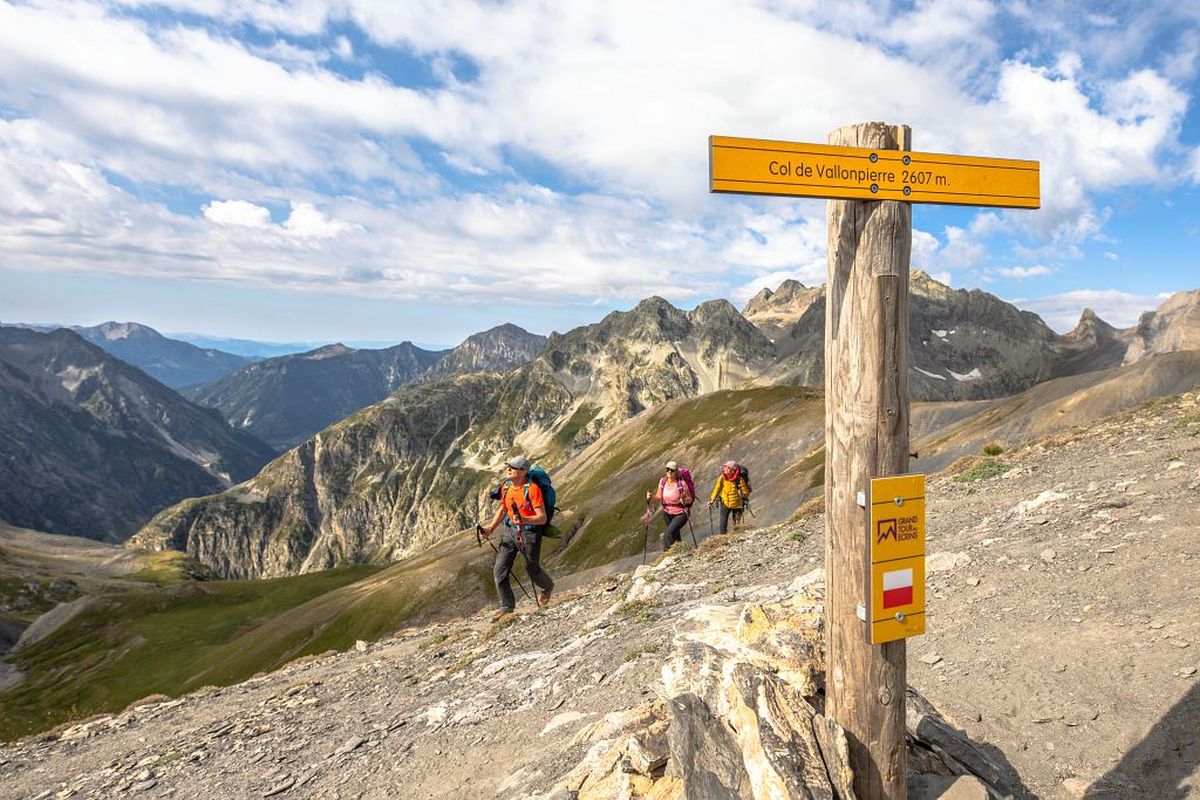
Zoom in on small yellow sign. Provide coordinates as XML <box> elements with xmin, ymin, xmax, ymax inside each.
<box><xmin>867</xmin><ymin>473</ymin><xmax>927</xmax><ymax>645</ymax></box>
<box><xmin>710</xmin><ymin>135</ymin><xmax>1039</xmax><ymax>209</ymax></box>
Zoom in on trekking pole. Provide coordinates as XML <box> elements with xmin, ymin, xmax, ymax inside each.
<box><xmin>685</xmin><ymin>509</ymin><xmax>698</xmax><ymax>547</ymax></box>
<box><xmin>477</xmin><ymin>524</ymin><xmax>534</xmax><ymax>606</ymax></box>
<box><xmin>641</xmin><ymin>499</ymin><xmax>652</xmax><ymax>565</ymax></box>
<box><xmin>707</xmin><ymin>503</ymin><xmax>715</xmax><ymax>537</ymax></box>
<box><xmin>509</xmin><ymin>502</ymin><xmax>544</xmax><ymax>607</ymax></box>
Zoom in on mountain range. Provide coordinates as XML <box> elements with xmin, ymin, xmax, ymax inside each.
<box><xmin>0</xmin><ymin>328</ymin><xmax>276</xmax><ymax>542</ymax></box>
<box><xmin>5</xmin><ymin>274</ymin><xmax>1199</xmax><ymax>568</ymax></box>
<box><xmin>185</xmin><ymin>324</ymin><xmax>547</xmax><ymax>450</ymax></box>
<box><xmin>1</xmin><ymin>321</ymin><xmax>255</xmax><ymax>389</ymax></box>
<box><xmin>746</xmin><ymin>270</ymin><xmax>1140</xmax><ymax>400</ymax></box>
<box><xmin>129</xmin><ymin>278</ymin><xmax>1200</xmax><ymax>581</ymax></box>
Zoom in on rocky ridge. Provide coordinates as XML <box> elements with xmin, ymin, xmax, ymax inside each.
<box><xmin>6</xmin><ymin>388</ymin><xmax>1200</xmax><ymax>798</ymax></box>
<box><xmin>419</xmin><ymin>323</ymin><xmax>547</xmax><ymax>383</ymax></box>
<box><xmin>749</xmin><ymin>272</ymin><xmax>1140</xmax><ymax>400</ymax></box>
<box><xmin>0</xmin><ymin>328</ymin><xmax>276</xmax><ymax>542</ymax></box>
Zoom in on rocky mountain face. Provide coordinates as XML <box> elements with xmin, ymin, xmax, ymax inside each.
<box><xmin>0</xmin><ymin>328</ymin><xmax>276</xmax><ymax>542</ymax></box>
<box><xmin>186</xmin><ymin>342</ymin><xmax>448</xmax><ymax>451</ymax></box>
<box><xmin>133</xmin><ymin>298</ymin><xmax>777</xmax><ymax>578</ymax></box>
<box><xmin>752</xmin><ymin>271</ymin><xmax>1134</xmax><ymax>400</ymax></box>
<box><xmin>1124</xmin><ymin>288</ymin><xmax>1200</xmax><ymax>364</ymax></box>
<box><xmin>419</xmin><ymin>323</ymin><xmax>547</xmax><ymax>383</ymax></box>
<box><xmin>742</xmin><ymin>279</ymin><xmax>824</xmax><ymax>351</ymax></box>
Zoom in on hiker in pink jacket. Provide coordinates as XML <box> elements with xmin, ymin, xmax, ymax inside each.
<box><xmin>647</xmin><ymin>460</ymin><xmax>694</xmax><ymax>551</ymax></box>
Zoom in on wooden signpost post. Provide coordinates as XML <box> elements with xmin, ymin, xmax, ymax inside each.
<box><xmin>709</xmin><ymin>122</ymin><xmax>1039</xmax><ymax>799</ymax></box>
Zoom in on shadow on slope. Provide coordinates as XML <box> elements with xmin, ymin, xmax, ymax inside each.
<box><xmin>1081</xmin><ymin>681</ymin><xmax>1199</xmax><ymax>799</ymax></box>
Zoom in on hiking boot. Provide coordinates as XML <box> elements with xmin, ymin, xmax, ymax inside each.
<box><xmin>538</xmin><ymin>586</ymin><xmax>553</xmax><ymax>606</ymax></box>
<box><xmin>491</xmin><ymin>608</ymin><xmax>514</xmax><ymax>622</ymax></box>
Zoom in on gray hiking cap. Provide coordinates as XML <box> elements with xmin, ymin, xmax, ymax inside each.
<box><xmin>506</xmin><ymin>456</ymin><xmax>530</xmax><ymax>470</ymax></box>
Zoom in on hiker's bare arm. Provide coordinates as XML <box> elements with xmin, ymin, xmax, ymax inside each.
<box><xmin>483</xmin><ymin>505</ymin><xmax>505</xmax><ymax>534</ymax></box>
<box><xmin>523</xmin><ymin>504</ymin><xmax>547</xmax><ymax>526</ymax></box>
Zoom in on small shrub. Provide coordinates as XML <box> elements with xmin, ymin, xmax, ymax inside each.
<box><xmin>954</xmin><ymin>458</ymin><xmax>1011</xmax><ymax>483</ymax></box>
<box><xmin>1166</xmin><ymin>452</ymin><xmax>1181</xmax><ymax>462</ymax></box>
<box><xmin>614</xmin><ymin>598</ymin><xmax>656</xmax><ymax>623</ymax></box>
<box><xmin>982</xmin><ymin>442</ymin><xmax>1004</xmax><ymax>456</ymax></box>
<box><xmin>623</xmin><ymin>642</ymin><xmax>662</xmax><ymax>662</ymax></box>
<box><xmin>698</xmin><ymin>533</ymin><xmax>732</xmax><ymax>553</ymax></box>
<box><xmin>790</xmin><ymin>531</ymin><xmax>807</xmax><ymax>544</ymax></box>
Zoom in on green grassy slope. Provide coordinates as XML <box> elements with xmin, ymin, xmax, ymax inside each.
<box><xmin>0</xmin><ymin>566</ymin><xmax>378</xmax><ymax>740</ymax></box>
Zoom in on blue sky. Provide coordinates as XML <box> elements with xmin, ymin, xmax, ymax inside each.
<box><xmin>0</xmin><ymin>1</ymin><xmax>1197</xmax><ymax>346</ymax></box>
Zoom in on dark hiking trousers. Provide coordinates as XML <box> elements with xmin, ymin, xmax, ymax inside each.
<box><xmin>662</xmin><ymin>511</ymin><xmax>688</xmax><ymax>551</ymax></box>
<box><xmin>718</xmin><ymin>504</ymin><xmax>744</xmax><ymax>534</ymax></box>
<box><xmin>493</xmin><ymin>526</ymin><xmax>554</xmax><ymax>612</ymax></box>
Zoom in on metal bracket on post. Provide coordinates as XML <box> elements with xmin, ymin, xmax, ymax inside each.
<box><xmin>856</xmin><ymin>491</ymin><xmax>866</xmax><ymax>508</ymax></box>
<box><xmin>856</xmin><ymin>603</ymin><xmax>866</xmax><ymax>622</ymax></box>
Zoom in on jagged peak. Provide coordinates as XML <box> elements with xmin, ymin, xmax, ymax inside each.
<box><xmin>690</xmin><ymin>297</ymin><xmax>742</xmax><ymax>319</ymax></box>
<box><xmin>303</xmin><ymin>343</ymin><xmax>354</xmax><ymax>359</ymax></box>
<box><xmin>461</xmin><ymin>322</ymin><xmax>542</xmax><ymax>345</ymax></box>
<box><xmin>630</xmin><ymin>295</ymin><xmax>679</xmax><ymax>315</ymax></box>
<box><xmin>744</xmin><ymin>279</ymin><xmax>812</xmax><ymax>315</ymax></box>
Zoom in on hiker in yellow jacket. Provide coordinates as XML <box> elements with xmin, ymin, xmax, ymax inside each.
<box><xmin>709</xmin><ymin>460</ymin><xmax>750</xmax><ymax>534</ymax></box>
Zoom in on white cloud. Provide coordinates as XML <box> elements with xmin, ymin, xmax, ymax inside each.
<box><xmin>911</xmin><ymin>229</ymin><xmax>940</xmax><ymax>270</ymax></box>
<box><xmin>929</xmin><ymin>270</ymin><xmax>953</xmax><ymax>286</ymax></box>
<box><xmin>941</xmin><ymin>225</ymin><xmax>986</xmax><ymax>269</ymax></box>
<box><xmin>203</xmin><ymin>199</ymin><xmax>271</xmax><ymax>227</ymax></box>
<box><xmin>283</xmin><ymin>202</ymin><xmax>359</xmax><ymax>238</ymax></box>
<box><xmin>997</xmin><ymin>265</ymin><xmax>1053</xmax><ymax>278</ymax></box>
<box><xmin>1015</xmin><ymin>289</ymin><xmax>1159</xmax><ymax>331</ymax></box>
<box><xmin>0</xmin><ymin>1</ymin><xmax>1194</xmax><ymax>313</ymax></box>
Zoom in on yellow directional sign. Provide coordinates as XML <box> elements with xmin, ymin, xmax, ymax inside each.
<box><xmin>867</xmin><ymin>473</ymin><xmax>926</xmax><ymax>645</ymax></box>
<box><xmin>710</xmin><ymin>135</ymin><xmax>1039</xmax><ymax>209</ymax></box>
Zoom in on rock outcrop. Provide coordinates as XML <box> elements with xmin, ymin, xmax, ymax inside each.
<box><xmin>1124</xmin><ymin>288</ymin><xmax>1200</xmax><ymax>365</ymax></box>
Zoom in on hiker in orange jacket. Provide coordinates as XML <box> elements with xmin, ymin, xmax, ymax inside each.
<box><xmin>480</xmin><ymin>456</ymin><xmax>554</xmax><ymax>620</ymax></box>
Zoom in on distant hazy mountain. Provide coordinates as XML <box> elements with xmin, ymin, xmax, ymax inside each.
<box><xmin>69</xmin><ymin>322</ymin><xmax>253</xmax><ymax>389</ymax></box>
<box><xmin>1</xmin><ymin>321</ymin><xmax>252</xmax><ymax>389</ymax></box>
<box><xmin>419</xmin><ymin>323</ymin><xmax>547</xmax><ymax>383</ymax></box>
<box><xmin>169</xmin><ymin>334</ymin><xmax>447</xmax><ymax>359</ymax></box>
<box><xmin>186</xmin><ymin>342</ymin><xmax>449</xmax><ymax>450</ymax></box>
<box><xmin>0</xmin><ymin>328</ymin><xmax>276</xmax><ymax>542</ymax></box>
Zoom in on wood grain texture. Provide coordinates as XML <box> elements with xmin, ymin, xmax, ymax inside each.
<box><xmin>823</xmin><ymin>121</ymin><xmax>913</xmax><ymax>800</ymax></box>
